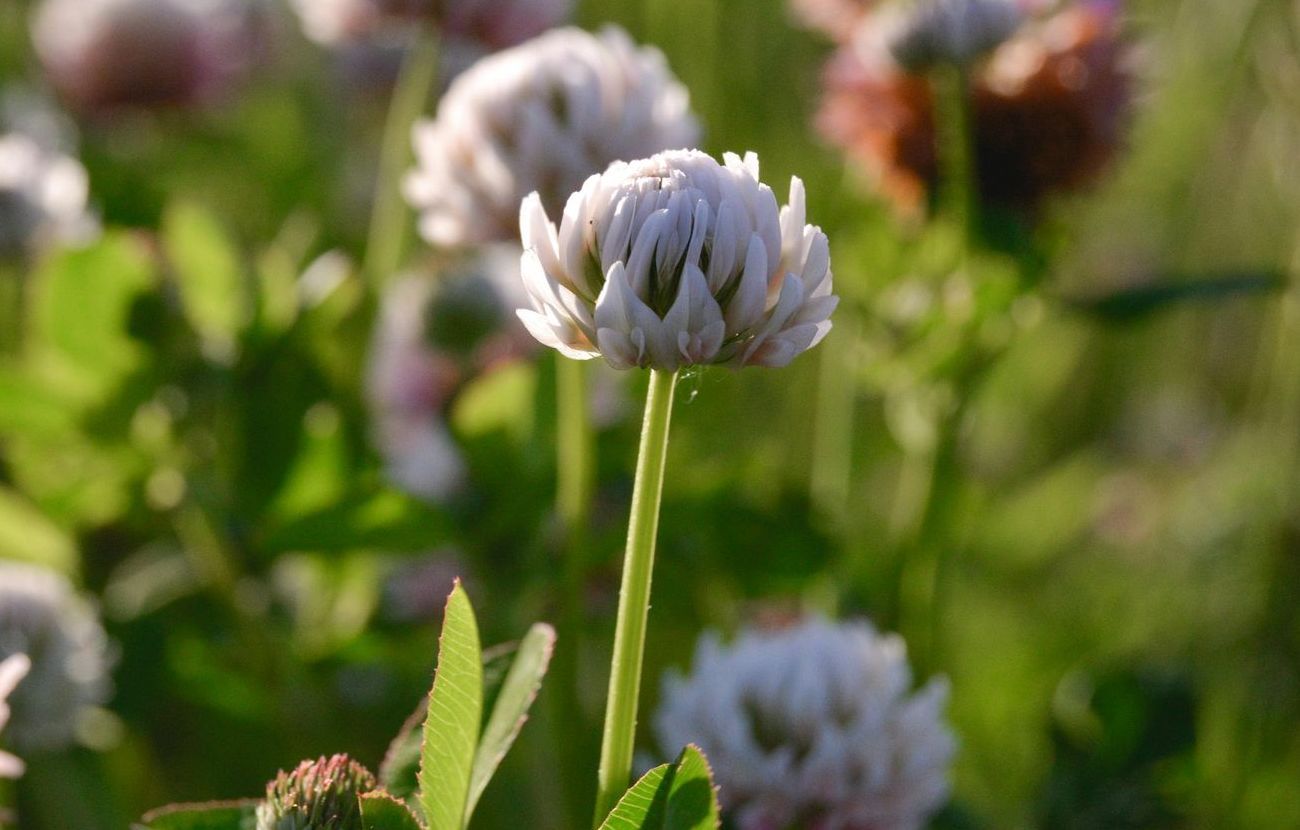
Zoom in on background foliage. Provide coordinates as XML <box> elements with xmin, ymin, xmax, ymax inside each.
<box><xmin>1</xmin><ymin>0</ymin><xmax>1299</xmax><ymax>828</ymax></box>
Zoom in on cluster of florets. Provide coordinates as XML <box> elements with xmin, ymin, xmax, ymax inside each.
<box><xmin>655</xmin><ymin>618</ymin><xmax>956</xmax><ymax>830</ymax></box>
<box><xmin>31</xmin><ymin>0</ymin><xmax>268</xmax><ymax>113</ymax></box>
<box><xmin>0</xmin><ymin>563</ymin><xmax>114</xmax><ymax>752</ymax></box>
<box><xmin>256</xmin><ymin>754</ymin><xmax>378</xmax><ymax>830</ymax></box>
<box><xmin>812</xmin><ymin>0</ymin><xmax>1132</xmax><ymax>216</ymax></box>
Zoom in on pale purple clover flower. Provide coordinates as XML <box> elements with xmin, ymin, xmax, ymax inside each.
<box><xmin>0</xmin><ymin>563</ymin><xmax>114</xmax><ymax>752</ymax></box>
<box><xmin>883</xmin><ymin>0</ymin><xmax>1025</xmax><ymax>70</ymax></box>
<box><xmin>0</xmin><ymin>654</ymin><xmax>31</xmax><ymax>778</ymax></box>
<box><xmin>517</xmin><ymin>149</ymin><xmax>837</xmax><ymax>371</ymax></box>
<box><xmin>404</xmin><ymin>26</ymin><xmax>699</xmax><ymax>248</ymax></box>
<box><xmin>290</xmin><ymin>0</ymin><xmax>570</xmax><ymax>52</ymax></box>
<box><xmin>0</xmin><ymin>132</ymin><xmax>95</xmax><ymax>262</ymax></box>
<box><xmin>655</xmin><ymin>618</ymin><xmax>956</xmax><ymax>830</ymax></box>
<box><xmin>31</xmin><ymin>0</ymin><xmax>266</xmax><ymax>113</ymax></box>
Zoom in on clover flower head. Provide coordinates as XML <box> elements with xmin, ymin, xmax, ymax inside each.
<box><xmin>0</xmin><ymin>654</ymin><xmax>31</xmax><ymax>779</ymax></box>
<box><xmin>256</xmin><ymin>754</ymin><xmax>377</xmax><ymax>830</ymax></box>
<box><xmin>819</xmin><ymin>1</ymin><xmax>1130</xmax><ymax>216</ymax></box>
<box><xmin>32</xmin><ymin>0</ymin><xmax>266</xmax><ymax>113</ymax></box>
<box><xmin>655</xmin><ymin>618</ymin><xmax>956</xmax><ymax>830</ymax></box>
<box><xmin>405</xmin><ymin>26</ymin><xmax>699</xmax><ymax>248</ymax></box>
<box><xmin>291</xmin><ymin>0</ymin><xmax>569</xmax><ymax>49</ymax></box>
<box><xmin>0</xmin><ymin>133</ymin><xmax>95</xmax><ymax>262</ymax></box>
<box><xmin>885</xmin><ymin>0</ymin><xmax>1025</xmax><ymax>70</ymax></box>
<box><xmin>0</xmin><ymin>562</ymin><xmax>113</xmax><ymax>751</ymax></box>
<box><xmin>517</xmin><ymin>149</ymin><xmax>837</xmax><ymax>371</ymax></box>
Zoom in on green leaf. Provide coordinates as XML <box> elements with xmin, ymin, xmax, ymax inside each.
<box><xmin>28</xmin><ymin>233</ymin><xmax>154</xmax><ymax>403</ymax></box>
<box><xmin>380</xmin><ymin>702</ymin><xmax>425</xmax><ymax>802</ymax></box>
<box><xmin>0</xmin><ymin>487</ymin><xmax>78</xmax><ymax>574</ymax></box>
<box><xmin>597</xmin><ymin>746</ymin><xmax>721</xmax><ymax>830</ymax></box>
<box><xmin>419</xmin><ymin>580</ymin><xmax>483</xmax><ymax>830</ymax></box>
<box><xmin>162</xmin><ymin>200</ymin><xmax>247</xmax><ymax>360</ymax></box>
<box><xmin>359</xmin><ymin>792</ymin><xmax>424</xmax><ymax>830</ymax></box>
<box><xmin>465</xmin><ymin>623</ymin><xmax>556</xmax><ymax>821</ymax></box>
<box><xmin>597</xmin><ymin>765</ymin><xmax>672</xmax><ymax>830</ymax></box>
<box><xmin>1068</xmin><ymin>272</ymin><xmax>1286</xmax><ymax>322</ymax></box>
<box><xmin>136</xmin><ymin>801</ymin><xmax>257</xmax><ymax>830</ymax></box>
<box><xmin>381</xmin><ymin>636</ymin><xmax>534</xmax><ymax>803</ymax></box>
<box><xmin>450</xmin><ymin>363</ymin><xmax>537</xmax><ymax>442</ymax></box>
<box><xmin>663</xmin><ymin>746</ymin><xmax>720</xmax><ymax>830</ymax></box>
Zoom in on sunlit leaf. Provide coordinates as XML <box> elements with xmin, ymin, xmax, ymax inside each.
<box><xmin>359</xmin><ymin>792</ymin><xmax>424</xmax><ymax>830</ymax></box>
<box><xmin>162</xmin><ymin>201</ymin><xmax>247</xmax><ymax>361</ymax></box>
<box><xmin>597</xmin><ymin>746</ymin><xmax>721</xmax><ymax>830</ymax></box>
<box><xmin>28</xmin><ymin>233</ymin><xmax>155</xmax><ymax>403</ymax></box>
<box><xmin>663</xmin><ymin>746</ymin><xmax>720</xmax><ymax>830</ymax></box>
<box><xmin>465</xmin><ymin>623</ymin><xmax>556</xmax><ymax>820</ymax></box>
<box><xmin>419</xmin><ymin>580</ymin><xmax>483</xmax><ymax>830</ymax></box>
<box><xmin>0</xmin><ymin>487</ymin><xmax>77</xmax><ymax>574</ymax></box>
<box><xmin>381</xmin><ymin>637</ymin><xmax>530</xmax><ymax>803</ymax></box>
<box><xmin>598</xmin><ymin>765</ymin><xmax>671</xmax><ymax>830</ymax></box>
<box><xmin>451</xmin><ymin>363</ymin><xmax>537</xmax><ymax>442</ymax></box>
<box><xmin>136</xmin><ymin>800</ymin><xmax>257</xmax><ymax>830</ymax></box>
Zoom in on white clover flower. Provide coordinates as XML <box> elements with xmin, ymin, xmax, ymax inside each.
<box><xmin>517</xmin><ymin>149</ymin><xmax>837</xmax><ymax>371</ymax></box>
<box><xmin>32</xmin><ymin>0</ymin><xmax>265</xmax><ymax>113</ymax></box>
<box><xmin>0</xmin><ymin>563</ymin><xmax>113</xmax><ymax>751</ymax></box>
<box><xmin>0</xmin><ymin>133</ymin><xmax>95</xmax><ymax>262</ymax></box>
<box><xmin>655</xmin><ymin>618</ymin><xmax>956</xmax><ymax>830</ymax></box>
<box><xmin>405</xmin><ymin>26</ymin><xmax>699</xmax><ymax>248</ymax></box>
<box><xmin>884</xmin><ymin>0</ymin><xmax>1024</xmax><ymax>70</ymax></box>
<box><xmin>0</xmin><ymin>654</ymin><xmax>31</xmax><ymax>778</ymax></box>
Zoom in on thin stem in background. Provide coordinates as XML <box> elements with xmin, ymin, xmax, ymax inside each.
<box><xmin>558</xmin><ymin>357</ymin><xmax>595</xmax><ymax>569</ymax></box>
<box><xmin>895</xmin><ymin>63</ymin><xmax>983</xmax><ymax>662</ymax></box>
<box><xmin>592</xmin><ymin>369</ymin><xmax>677</xmax><ymax>826</ymax></box>
<box><xmin>935</xmin><ymin>64</ymin><xmax>978</xmax><ymax>253</ymax></box>
<box><xmin>0</xmin><ymin>263</ymin><xmax>22</xmax><ymax>356</ymax></box>
<box><xmin>810</xmin><ymin>318</ymin><xmax>856</xmax><ymax>528</ymax></box>
<box><xmin>364</xmin><ymin>32</ymin><xmax>440</xmax><ymax>286</ymax></box>
<box><xmin>554</xmin><ymin>355</ymin><xmax>597</xmax><ymax>828</ymax></box>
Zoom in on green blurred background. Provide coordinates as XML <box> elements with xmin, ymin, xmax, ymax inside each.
<box><xmin>1</xmin><ymin>0</ymin><xmax>1298</xmax><ymax>828</ymax></box>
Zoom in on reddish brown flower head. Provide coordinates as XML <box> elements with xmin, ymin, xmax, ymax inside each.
<box><xmin>817</xmin><ymin>2</ymin><xmax>1131</xmax><ymax>217</ymax></box>
<box><xmin>32</xmin><ymin>0</ymin><xmax>267</xmax><ymax>115</ymax></box>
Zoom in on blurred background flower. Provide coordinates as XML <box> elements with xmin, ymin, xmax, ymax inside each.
<box><xmin>0</xmin><ymin>654</ymin><xmax>31</xmax><ymax>779</ymax></box>
<box><xmin>0</xmin><ymin>563</ymin><xmax>114</xmax><ymax>752</ymax></box>
<box><xmin>31</xmin><ymin>0</ymin><xmax>268</xmax><ymax>114</ymax></box>
<box><xmin>817</xmin><ymin>0</ymin><xmax>1131</xmax><ymax>217</ymax></box>
<box><xmin>288</xmin><ymin>0</ymin><xmax>573</xmax><ymax>87</ymax></box>
<box><xmin>404</xmin><ymin>25</ymin><xmax>700</xmax><ymax>247</ymax></box>
<box><xmin>365</xmin><ymin>247</ymin><xmax>535</xmax><ymax>501</ymax></box>
<box><xmin>655</xmin><ymin>618</ymin><xmax>955</xmax><ymax>830</ymax></box>
<box><xmin>0</xmin><ymin>131</ymin><xmax>95</xmax><ymax>262</ymax></box>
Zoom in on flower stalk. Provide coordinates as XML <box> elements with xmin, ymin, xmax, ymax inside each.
<box><xmin>934</xmin><ymin>64</ymin><xmax>978</xmax><ymax>250</ymax></box>
<box><xmin>593</xmin><ymin>368</ymin><xmax>677</xmax><ymax>826</ymax></box>
<box><xmin>365</xmin><ymin>30</ymin><xmax>440</xmax><ymax>285</ymax></box>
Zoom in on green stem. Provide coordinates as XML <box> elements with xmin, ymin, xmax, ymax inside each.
<box><xmin>556</xmin><ymin>356</ymin><xmax>596</xmax><ymax>827</ymax></box>
<box><xmin>810</xmin><ymin>320</ymin><xmax>855</xmax><ymax>529</ymax></box>
<box><xmin>593</xmin><ymin>369</ymin><xmax>677</xmax><ymax>826</ymax></box>
<box><xmin>0</xmin><ymin>263</ymin><xmax>21</xmax><ymax>356</ymax></box>
<box><xmin>934</xmin><ymin>65</ymin><xmax>978</xmax><ymax>252</ymax></box>
<box><xmin>364</xmin><ymin>32</ymin><xmax>440</xmax><ymax>286</ymax></box>
<box><xmin>558</xmin><ymin>358</ymin><xmax>595</xmax><ymax>550</ymax></box>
